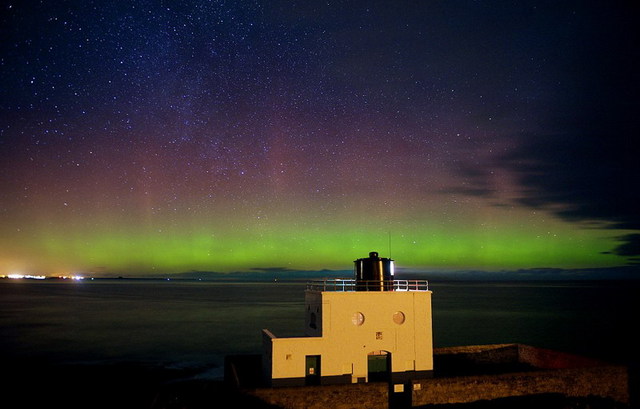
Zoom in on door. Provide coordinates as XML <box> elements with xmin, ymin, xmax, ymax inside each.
<box><xmin>305</xmin><ymin>355</ymin><xmax>321</xmax><ymax>385</ymax></box>
<box><xmin>367</xmin><ymin>351</ymin><xmax>390</xmax><ymax>382</ymax></box>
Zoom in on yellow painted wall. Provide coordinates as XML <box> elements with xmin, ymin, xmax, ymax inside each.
<box><xmin>266</xmin><ymin>290</ymin><xmax>433</xmax><ymax>382</ymax></box>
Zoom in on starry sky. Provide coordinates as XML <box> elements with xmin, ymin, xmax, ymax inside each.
<box><xmin>1</xmin><ymin>1</ymin><xmax>638</xmax><ymax>276</ymax></box>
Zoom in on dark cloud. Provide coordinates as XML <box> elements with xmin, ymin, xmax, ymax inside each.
<box><xmin>498</xmin><ymin>49</ymin><xmax>640</xmax><ymax>255</ymax></box>
<box><xmin>495</xmin><ymin>92</ymin><xmax>640</xmax><ymax>255</ymax></box>
<box><xmin>499</xmin><ymin>109</ymin><xmax>639</xmax><ymax>257</ymax></box>
<box><xmin>441</xmin><ymin>161</ymin><xmax>498</xmax><ymax>198</ymax></box>
<box><xmin>608</xmin><ymin>234</ymin><xmax>640</xmax><ymax>264</ymax></box>
<box><xmin>503</xmin><ymin>129</ymin><xmax>639</xmax><ymax>226</ymax></box>
<box><xmin>467</xmin><ymin>2</ymin><xmax>640</xmax><ymax>258</ymax></box>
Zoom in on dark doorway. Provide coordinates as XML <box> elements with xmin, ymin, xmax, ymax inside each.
<box><xmin>367</xmin><ymin>351</ymin><xmax>390</xmax><ymax>382</ymax></box>
<box><xmin>389</xmin><ymin>382</ymin><xmax>412</xmax><ymax>409</ymax></box>
<box><xmin>305</xmin><ymin>355</ymin><xmax>321</xmax><ymax>385</ymax></box>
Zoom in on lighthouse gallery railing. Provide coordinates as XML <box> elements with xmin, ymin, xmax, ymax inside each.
<box><xmin>306</xmin><ymin>279</ymin><xmax>429</xmax><ymax>292</ymax></box>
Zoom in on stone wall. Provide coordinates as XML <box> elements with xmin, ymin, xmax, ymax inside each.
<box><xmin>249</xmin><ymin>382</ymin><xmax>388</xmax><ymax>409</ymax></box>
<box><xmin>240</xmin><ymin>344</ymin><xmax>631</xmax><ymax>409</ymax></box>
<box><xmin>249</xmin><ymin>364</ymin><xmax>628</xmax><ymax>409</ymax></box>
<box><xmin>411</xmin><ymin>365</ymin><xmax>629</xmax><ymax>406</ymax></box>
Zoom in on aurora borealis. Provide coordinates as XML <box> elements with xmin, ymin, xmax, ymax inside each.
<box><xmin>1</xmin><ymin>1</ymin><xmax>638</xmax><ymax>276</ymax></box>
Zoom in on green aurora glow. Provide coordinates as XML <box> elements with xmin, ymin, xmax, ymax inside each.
<box><xmin>1</xmin><ymin>200</ymin><xmax>625</xmax><ymax>274</ymax></box>
<box><xmin>1</xmin><ymin>1</ymin><xmax>637</xmax><ymax>276</ymax></box>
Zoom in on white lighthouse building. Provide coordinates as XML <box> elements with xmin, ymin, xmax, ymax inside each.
<box><xmin>262</xmin><ymin>252</ymin><xmax>433</xmax><ymax>387</ymax></box>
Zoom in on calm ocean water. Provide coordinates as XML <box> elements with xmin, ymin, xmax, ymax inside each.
<box><xmin>1</xmin><ymin>278</ymin><xmax>638</xmax><ymax>379</ymax></box>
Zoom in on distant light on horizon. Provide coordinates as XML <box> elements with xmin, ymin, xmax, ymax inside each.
<box><xmin>6</xmin><ymin>274</ymin><xmax>46</xmax><ymax>280</ymax></box>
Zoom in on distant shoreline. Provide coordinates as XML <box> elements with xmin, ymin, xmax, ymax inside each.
<box><xmin>4</xmin><ymin>263</ymin><xmax>640</xmax><ymax>282</ymax></box>
<box><xmin>2</xmin><ymin>275</ymin><xmax>640</xmax><ymax>283</ymax></box>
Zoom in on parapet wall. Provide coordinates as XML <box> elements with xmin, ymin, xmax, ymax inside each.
<box><xmin>434</xmin><ymin>344</ymin><xmax>605</xmax><ymax>369</ymax></box>
<box><xmin>250</xmin><ymin>382</ymin><xmax>388</xmax><ymax>409</ymax></box>
<box><xmin>413</xmin><ymin>344</ymin><xmax>629</xmax><ymax>406</ymax></box>
<box><xmin>243</xmin><ymin>344</ymin><xmax>630</xmax><ymax>409</ymax></box>
<box><xmin>412</xmin><ymin>364</ymin><xmax>628</xmax><ymax>406</ymax></box>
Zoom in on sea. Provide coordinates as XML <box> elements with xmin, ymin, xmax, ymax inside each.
<box><xmin>1</xmin><ymin>277</ymin><xmax>639</xmax><ymax>381</ymax></box>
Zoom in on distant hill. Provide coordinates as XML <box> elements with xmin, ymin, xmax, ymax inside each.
<box><xmin>90</xmin><ymin>265</ymin><xmax>640</xmax><ymax>281</ymax></box>
<box><xmin>171</xmin><ymin>269</ymin><xmax>351</xmax><ymax>281</ymax></box>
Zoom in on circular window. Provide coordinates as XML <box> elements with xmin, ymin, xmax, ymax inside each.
<box><xmin>393</xmin><ymin>311</ymin><xmax>406</xmax><ymax>325</ymax></box>
<box><xmin>352</xmin><ymin>312</ymin><xmax>365</xmax><ymax>326</ymax></box>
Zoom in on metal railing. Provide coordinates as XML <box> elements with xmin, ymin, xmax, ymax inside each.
<box><xmin>306</xmin><ymin>279</ymin><xmax>429</xmax><ymax>292</ymax></box>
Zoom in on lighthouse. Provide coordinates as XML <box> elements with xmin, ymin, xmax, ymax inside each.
<box><xmin>261</xmin><ymin>252</ymin><xmax>433</xmax><ymax>387</ymax></box>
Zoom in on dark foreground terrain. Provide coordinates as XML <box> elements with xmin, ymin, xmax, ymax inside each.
<box><xmin>4</xmin><ymin>358</ymin><xmax>631</xmax><ymax>409</ymax></box>
<box><xmin>4</xmin><ymin>358</ymin><xmax>277</xmax><ymax>409</ymax></box>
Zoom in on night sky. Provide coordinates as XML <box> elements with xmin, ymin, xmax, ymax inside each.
<box><xmin>1</xmin><ymin>1</ymin><xmax>638</xmax><ymax>275</ymax></box>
